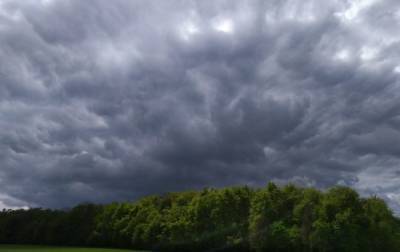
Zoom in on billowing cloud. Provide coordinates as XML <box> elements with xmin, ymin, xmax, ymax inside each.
<box><xmin>1</xmin><ymin>0</ymin><xmax>400</xmax><ymax>210</ymax></box>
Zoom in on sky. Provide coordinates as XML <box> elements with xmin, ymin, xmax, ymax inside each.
<box><xmin>1</xmin><ymin>0</ymin><xmax>400</xmax><ymax>210</ymax></box>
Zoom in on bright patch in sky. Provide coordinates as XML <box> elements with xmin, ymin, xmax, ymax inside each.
<box><xmin>179</xmin><ymin>21</ymin><xmax>199</xmax><ymax>40</ymax></box>
<box><xmin>0</xmin><ymin>201</ymin><xmax>28</xmax><ymax>210</ymax></box>
<box><xmin>0</xmin><ymin>194</ymin><xmax>29</xmax><ymax>210</ymax></box>
<box><xmin>212</xmin><ymin>18</ymin><xmax>234</xmax><ymax>33</ymax></box>
<box><xmin>335</xmin><ymin>0</ymin><xmax>377</xmax><ymax>21</ymax></box>
<box><xmin>360</xmin><ymin>46</ymin><xmax>378</xmax><ymax>61</ymax></box>
<box><xmin>334</xmin><ymin>49</ymin><xmax>351</xmax><ymax>61</ymax></box>
<box><xmin>40</xmin><ymin>0</ymin><xmax>55</xmax><ymax>6</ymax></box>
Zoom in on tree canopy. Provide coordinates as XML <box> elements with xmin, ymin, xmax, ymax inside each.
<box><xmin>0</xmin><ymin>184</ymin><xmax>399</xmax><ymax>251</ymax></box>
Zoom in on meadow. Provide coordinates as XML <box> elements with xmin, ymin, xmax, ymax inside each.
<box><xmin>0</xmin><ymin>245</ymin><xmax>143</xmax><ymax>252</ymax></box>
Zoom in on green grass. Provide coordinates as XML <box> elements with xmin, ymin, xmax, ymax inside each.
<box><xmin>0</xmin><ymin>245</ymin><xmax>145</xmax><ymax>252</ymax></box>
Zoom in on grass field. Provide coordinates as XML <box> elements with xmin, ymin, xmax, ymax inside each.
<box><xmin>0</xmin><ymin>245</ymin><xmax>145</xmax><ymax>252</ymax></box>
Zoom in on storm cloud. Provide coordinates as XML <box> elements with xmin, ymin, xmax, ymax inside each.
<box><xmin>1</xmin><ymin>0</ymin><xmax>400</xmax><ymax>210</ymax></box>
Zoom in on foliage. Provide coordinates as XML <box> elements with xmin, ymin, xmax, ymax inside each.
<box><xmin>0</xmin><ymin>184</ymin><xmax>399</xmax><ymax>251</ymax></box>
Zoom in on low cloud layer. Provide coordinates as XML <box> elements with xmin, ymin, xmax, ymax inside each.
<box><xmin>1</xmin><ymin>0</ymin><xmax>400</xmax><ymax>210</ymax></box>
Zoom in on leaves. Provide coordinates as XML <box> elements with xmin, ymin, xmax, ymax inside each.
<box><xmin>0</xmin><ymin>184</ymin><xmax>399</xmax><ymax>251</ymax></box>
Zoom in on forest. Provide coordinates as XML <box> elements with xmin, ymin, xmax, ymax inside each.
<box><xmin>0</xmin><ymin>183</ymin><xmax>399</xmax><ymax>252</ymax></box>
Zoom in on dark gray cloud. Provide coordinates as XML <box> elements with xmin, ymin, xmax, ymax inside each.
<box><xmin>1</xmin><ymin>0</ymin><xmax>400</xmax><ymax>210</ymax></box>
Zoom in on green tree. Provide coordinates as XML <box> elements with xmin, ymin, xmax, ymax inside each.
<box><xmin>311</xmin><ymin>187</ymin><xmax>365</xmax><ymax>252</ymax></box>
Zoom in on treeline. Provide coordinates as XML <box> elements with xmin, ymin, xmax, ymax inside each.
<box><xmin>0</xmin><ymin>184</ymin><xmax>400</xmax><ymax>251</ymax></box>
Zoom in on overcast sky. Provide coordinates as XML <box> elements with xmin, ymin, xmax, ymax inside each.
<box><xmin>1</xmin><ymin>0</ymin><xmax>400</xmax><ymax>210</ymax></box>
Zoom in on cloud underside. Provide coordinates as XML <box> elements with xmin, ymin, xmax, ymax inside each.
<box><xmin>1</xmin><ymin>0</ymin><xmax>400</xmax><ymax>209</ymax></box>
